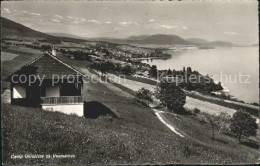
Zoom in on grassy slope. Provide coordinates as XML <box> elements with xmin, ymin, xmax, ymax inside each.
<box><xmin>161</xmin><ymin>111</ymin><xmax>260</xmax><ymax>163</ymax></box>
<box><xmin>2</xmin><ymin>70</ymin><xmax>260</xmax><ymax>165</ymax></box>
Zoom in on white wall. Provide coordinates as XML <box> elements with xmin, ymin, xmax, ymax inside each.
<box><xmin>46</xmin><ymin>85</ymin><xmax>60</xmax><ymax>97</ymax></box>
<box><xmin>42</xmin><ymin>104</ymin><xmax>84</xmax><ymax>117</ymax></box>
<box><xmin>13</xmin><ymin>85</ymin><xmax>26</xmax><ymax>98</ymax></box>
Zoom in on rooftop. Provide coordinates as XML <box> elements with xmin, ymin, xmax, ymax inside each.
<box><xmin>8</xmin><ymin>52</ymin><xmax>83</xmax><ymax>80</ymax></box>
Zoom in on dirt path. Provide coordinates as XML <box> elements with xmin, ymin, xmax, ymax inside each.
<box><xmin>152</xmin><ymin>108</ymin><xmax>214</xmax><ymax>147</ymax></box>
<box><xmin>152</xmin><ymin>109</ymin><xmax>184</xmax><ymax>137</ymax></box>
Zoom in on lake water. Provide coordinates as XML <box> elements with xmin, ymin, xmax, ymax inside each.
<box><xmin>143</xmin><ymin>47</ymin><xmax>259</xmax><ymax>103</ymax></box>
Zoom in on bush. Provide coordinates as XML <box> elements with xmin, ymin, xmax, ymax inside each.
<box><xmin>136</xmin><ymin>88</ymin><xmax>153</xmax><ymax>102</ymax></box>
<box><xmin>193</xmin><ymin>108</ymin><xmax>201</xmax><ymax>114</ymax></box>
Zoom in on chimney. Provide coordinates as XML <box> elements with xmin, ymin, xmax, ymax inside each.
<box><xmin>52</xmin><ymin>45</ymin><xmax>56</xmax><ymax>56</ymax></box>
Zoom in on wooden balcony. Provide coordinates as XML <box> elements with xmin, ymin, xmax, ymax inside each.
<box><xmin>41</xmin><ymin>96</ymin><xmax>83</xmax><ymax>105</ymax></box>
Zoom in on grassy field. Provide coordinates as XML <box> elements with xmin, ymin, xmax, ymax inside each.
<box><xmin>112</xmin><ymin>72</ymin><xmax>157</xmax><ymax>86</ymax></box>
<box><xmin>2</xmin><ymin>72</ymin><xmax>260</xmax><ymax>165</ymax></box>
<box><xmin>186</xmin><ymin>92</ymin><xmax>260</xmax><ymax>117</ymax></box>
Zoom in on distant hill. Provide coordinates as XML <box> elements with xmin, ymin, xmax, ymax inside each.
<box><xmin>93</xmin><ymin>34</ymin><xmax>194</xmax><ymax>45</ymax></box>
<box><xmin>209</xmin><ymin>41</ymin><xmax>234</xmax><ymax>47</ymax></box>
<box><xmin>48</xmin><ymin>33</ymin><xmax>85</xmax><ymax>40</ymax></box>
<box><xmin>126</xmin><ymin>35</ymin><xmax>150</xmax><ymax>41</ymax></box>
<box><xmin>1</xmin><ymin>17</ymin><xmax>88</xmax><ymax>43</ymax></box>
<box><xmin>136</xmin><ymin>34</ymin><xmax>193</xmax><ymax>45</ymax></box>
<box><xmin>2</xmin><ymin>17</ymin><xmax>235</xmax><ymax>47</ymax></box>
<box><xmin>186</xmin><ymin>38</ymin><xmax>209</xmax><ymax>45</ymax></box>
<box><xmin>250</xmin><ymin>43</ymin><xmax>259</xmax><ymax>47</ymax></box>
<box><xmin>186</xmin><ymin>38</ymin><xmax>234</xmax><ymax>47</ymax></box>
<box><xmin>95</xmin><ymin>35</ymin><xmax>234</xmax><ymax>47</ymax></box>
<box><xmin>1</xmin><ymin>17</ymin><xmax>52</xmax><ymax>39</ymax></box>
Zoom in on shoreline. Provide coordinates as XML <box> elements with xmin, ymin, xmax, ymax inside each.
<box><xmin>141</xmin><ymin>47</ymin><xmax>259</xmax><ymax>104</ymax></box>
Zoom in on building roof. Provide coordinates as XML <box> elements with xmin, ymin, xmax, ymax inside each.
<box><xmin>7</xmin><ymin>52</ymin><xmax>84</xmax><ymax>80</ymax></box>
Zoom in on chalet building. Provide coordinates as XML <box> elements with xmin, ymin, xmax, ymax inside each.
<box><xmin>7</xmin><ymin>51</ymin><xmax>85</xmax><ymax>117</ymax></box>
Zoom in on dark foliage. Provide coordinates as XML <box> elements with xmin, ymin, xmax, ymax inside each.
<box><xmin>149</xmin><ymin>65</ymin><xmax>158</xmax><ymax>78</ymax></box>
<box><xmin>230</xmin><ymin>110</ymin><xmax>258</xmax><ymax>142</ymax></box>
<box><xmin>157</xmin><ymin>82</ymin><xmax>186</xmax><ymax>111</ymax></box>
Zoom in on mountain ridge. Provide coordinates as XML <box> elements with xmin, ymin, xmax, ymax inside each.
<box><xmin>2</xmin><ymin>17</ymin><xmax>235</xmax><ymax>47</ymax></box>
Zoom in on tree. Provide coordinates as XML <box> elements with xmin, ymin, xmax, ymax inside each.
<box><xmin>122</xmin><ymin>65</ymin><xmax>132</xmax><ymax>75</ymax></box>
<box><xmin>157</xmin><ymin>82</ymin><xmax>186</xmax><ymax>111</ymax></box>
<box><xmin>216</xmin><ymin>112</ymin><xmax>231</xmax><ymax>133</ymax></box>
<box><xmin>230</xmin><ymin>110</ymin><xmax>258</xmax><ymax>142</ymax></box>
<box><xmin>149</xmin><ymin>65</ymin><xmax>157</xmax><ymax>78</ymax></box>
<box><xmin>183</xmin><ymin>67</ymin><xmax>186</xmax><ymax>73</ymax></box>
<box><xmin>167</xmin><ymin>69</ymin><xmax>172</xmax><ymax>75</ymax></box>
<box><xmin>187</xmin><ymin>67</ymin><xmax>192</xmax><ymax>74</ymax></box>
<box><xmin>205</xmin><ymin>114</ymin><xmax>218</xmax><ymax>140</ymax></box>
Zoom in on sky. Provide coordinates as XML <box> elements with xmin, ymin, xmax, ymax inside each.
<box><xmin>1</xmin><ymin>1</ymin><xmax>259</xmax><ymax>45</ymax></box>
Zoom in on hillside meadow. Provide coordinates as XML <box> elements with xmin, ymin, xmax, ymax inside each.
<box><xmin>2</xmin><ymin>85</ymin><xmax>260</xmax><ymax>165</ymax></box>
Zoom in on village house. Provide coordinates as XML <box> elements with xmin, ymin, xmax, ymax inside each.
<box><xmin>7</xmin><ymin>51</ymin><xmax>85</xmax><ymax>117</ymax></box>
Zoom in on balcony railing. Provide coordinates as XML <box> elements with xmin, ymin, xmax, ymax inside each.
<box><xmin>41</xmin><ymin>96</ymin><xmax>83</xmax><ymax>105</ymax></box>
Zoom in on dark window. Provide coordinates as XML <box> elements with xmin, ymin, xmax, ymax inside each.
<box><xmin>60</xmin><ymin>83</ymin><xmax>81</xmax><ymax>96</ymax></box>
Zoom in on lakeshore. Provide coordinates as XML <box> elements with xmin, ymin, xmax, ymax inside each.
<box><xmin>142</xmin><ymin>46</ymin><xmax>259</xmax><ymax>104</ymax></box>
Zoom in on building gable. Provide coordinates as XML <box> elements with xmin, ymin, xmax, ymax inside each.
<box><xmin>7</xmin><ymin>52</ymin><xmax>84</xmax><ymax>80</ymax></box>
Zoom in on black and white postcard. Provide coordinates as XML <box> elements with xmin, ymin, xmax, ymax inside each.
<box><xmin>1</xmin><ymin>0</ymin><xmax>259</xmax><ymax>165</ymax></box>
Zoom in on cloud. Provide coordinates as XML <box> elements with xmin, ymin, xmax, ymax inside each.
<box><xmin>73</xmin><ymin>18</ymin><xmax>87</xmax><ymax>24</ymax></box>
<box><xmin>119</xmin><ymin>22</ymin><xmax>128</xmax><ymax>25</ymax></box>
<box><xmin>148</xmin><ymin>19</ymin><xmax>155</xmax><ymax>23</ymax></box>
<box><xmin>31</xmin><ymin>12</ymin><xmax>40</xmax><ymax>16</ymax></box>
<box><xmin>87</xmin><ymin>19</ymin><xmax>101</xmax><ymax>24</ymax></box>
<box><xmin>160</xmin><ymin>25</ymin><xmax>173</xmax><ymax>29</ymax></box>
<box><xmin>51</xmin><ymin>18</ymin><xmax>61</xmax><ymax>23</ymax></box>
<box><xmin>3</xmin><ymin>8</ymin><xmax>11</xmax><ymax>14</ymax></box>
<box><xmin>19</xmin><ymin>10</ymin><xmax>40</xmax><ymax>16</ymax></box>
<box><xmin>224</xmin><ymin>32</ymin><xmax>239</xmax><ymax>35</ymax></box>
<box><xmin>119</xmin><ymin>21</ymin><xmax>139</xmax><ymax>26</ymax></box>
<box><xmin>67</xmin><ymin>16</ymin><xmax>73</xmax><ymax>19</ymax></box>
<box><xmin>182</xmin><ymin>26</ymin><xmax>188</xmax><ymax>29</ymax></box>
<box><xmin>105</xmin><ymin>21</ymin><xmax>111</xmax><ymax>24</ymax></box>
<box><xmin>54</xmin><ymin>15</ymin><xmax>63</xmax><ymax>19</ymax></box>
